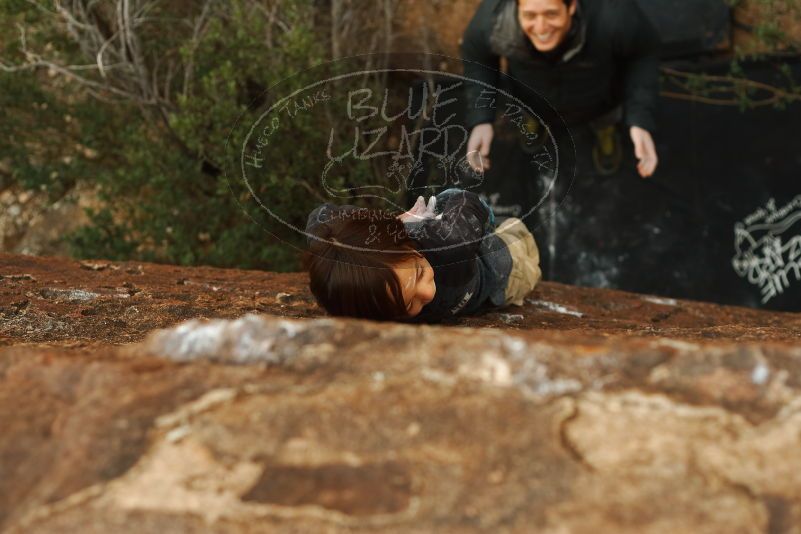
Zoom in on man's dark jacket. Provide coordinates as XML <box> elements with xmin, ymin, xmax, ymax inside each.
<box><xmin>461</xmin><ymin>0</ymin><xmax>660</xmax><ymax>131</ymax></box>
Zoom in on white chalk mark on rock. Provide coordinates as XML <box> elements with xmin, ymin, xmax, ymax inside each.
<box><xmin>642</xmin><ymin>296</ymin><xmax>678</xmax><ymax>306</ymax></box>
<box><xmin>751</xmin><ymin>363</ymin><xmax>770</xmax><ymax>385</ymax></box>
<box><xmin>526</xmin><ymin>299</ymin><xmax>584</xmax><ymax>317</ymax></box>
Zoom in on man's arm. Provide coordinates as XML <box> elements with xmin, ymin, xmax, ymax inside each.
<box><xmin>460</xmin><ymin>0</ymin><xmax>503</xmax><ymax>130</ymax></box>
<box><xmin>612</xmin><ymin>0</ymin><xmax>661</xmax><ymax>176</ymax></box>
<box><xmin>613</xmin><ymin>0</ymin><xmax>661</xmax><ymax>133</ymax></box>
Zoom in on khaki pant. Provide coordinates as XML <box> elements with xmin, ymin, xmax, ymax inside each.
<box><xmin>494</xmin><ymin>218</ymin><xmax>542</xmax><ymax>306</ymax></box>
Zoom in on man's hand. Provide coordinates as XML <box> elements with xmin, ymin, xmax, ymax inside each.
<box><xmin>466</xmin><ymin>123</ymin><xmax>494</xmax><ymax>172</ymax></box>
<box><xmin>629</xmin><ymin>126</ymin><xmax>658</xmax><ymax>178</ymax></box>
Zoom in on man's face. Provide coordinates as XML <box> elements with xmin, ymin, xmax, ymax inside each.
<box><xmin>517</xmin><ymin>0</ymin><xmax>577</xmax><ymax>53</ymax></box>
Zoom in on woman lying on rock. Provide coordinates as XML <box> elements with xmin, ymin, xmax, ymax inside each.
<box><xmin>303</xmin><ymin>188</ymin><xmax>541</xmax><ymax>323</ymax></box>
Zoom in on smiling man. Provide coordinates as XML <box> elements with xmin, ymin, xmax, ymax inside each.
<box><xmin>461</xmin><ymin>0</ymin><xmax>660</xmax><ymax>178</ymax></box>
<box><xmin>519</xmin><ymin>0</ymin><xmax>576</xmax><ymax>52</ymax></box>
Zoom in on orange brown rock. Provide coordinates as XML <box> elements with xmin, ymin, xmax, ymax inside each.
<box><xmin>2</xmin><ymin>253</ymin><xmax>801</xmax><ymax>532</ymax></box>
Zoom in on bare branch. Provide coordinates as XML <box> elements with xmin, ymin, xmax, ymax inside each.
<box><xmin>96</xmin><ymin>30</ymin><xmax>121</xmax><ymax>78</ymax></box>
<box><xmin>182</xmin><ymin>0</ymin><xmax>216</xmax><ymax>99</ymax></box>
<box><xmin>660</xmin><ymin>66</ymin><xmax>801</xmax><ymax>108</ymax></box>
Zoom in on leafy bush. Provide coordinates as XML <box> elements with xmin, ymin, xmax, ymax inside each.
<box><xmin>0</xmin><ymin>0</ymin><xmax>389</xmax><ymax>271</ymax></box>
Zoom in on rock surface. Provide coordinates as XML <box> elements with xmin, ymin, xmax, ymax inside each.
<box><xmin>2</xmin><ymin>253</ymin><xmax>801</xmax><ymax>533</ymax></box>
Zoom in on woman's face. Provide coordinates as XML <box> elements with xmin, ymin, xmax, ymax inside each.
<box><xmin>391</xmin><ymin>253</ymin><xmax>436</xmax><ymax>317</ymax></box>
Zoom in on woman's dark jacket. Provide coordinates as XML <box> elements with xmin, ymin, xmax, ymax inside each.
<box><xmin>305</xmin><ymin>190</ymin><xmax>512</xmax><ymax>323</ymax></box>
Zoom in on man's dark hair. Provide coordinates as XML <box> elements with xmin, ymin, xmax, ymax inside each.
<box><xmin>303</xmin><ymin>213</ymin><xmax>419</xmax><ymax>321</ymax></box>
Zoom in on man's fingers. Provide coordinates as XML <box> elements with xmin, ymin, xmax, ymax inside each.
<box><xmin>640</xmin><ymin>146</ymin><xmax>657</xmax><ymax>177</ymax></box>
<box><xmin>638</xmin><ymin>156</ymin><xmax>657</xmax><ymax>178</ymax></box>
<box><xmin>467</xmin><ymin>124</ymin><xmax>494</xmax><ymax>172</ymax></box>
<box><xmin>479</xmin><ymin>150</ymin><xmax>491</xmax><ymax>171</ymax></box>
<box><xmin>466</xmin><ymin>150</ymin><xmax>479</xmax><ymax>169</ymax></box>
<box><xmin>634</xmin><ymin>149</ymin><xmax>645</xmax><ymax>177</ymax></box>
<box><xmin>646</xmin><ymin>144</ymin><xmax>658</xmax><ymax>175</ymax></box>
<box><xmin>636</xmin><ymin>154</ymin><xmax>647</xmax><ymax>178</ymax></box>
<box><xmin>471</xmin><ymin>156</ymin><xmax>490</xmax><ymax>171</ymax></box>
<box><xmin>637</xmin><ymin>161</ymin><xmax>649</xmax><ymax>179</ymax></box>
<box><xmin>634</xmin><ymin>138</ymin><xmax>646</xmax><ymax>161</ymax></box>
<box><xmin>629</xmin><ymin>127</ymin><xmax>657</xmax><ymax>178</ymax></box>
<box><xmin>647</xmin><ymin>157</ymin><xmax>657</xmax><ymax>176</ymax></box>
<box><xmin>466</xmin><ymin>135</ymin><xmax>484</xmax><ymax>157</ymax></box>
<box><xmin>467</xmin><ymin>150</ymin><xmax>490</xmax><ymax>172</ymax></box>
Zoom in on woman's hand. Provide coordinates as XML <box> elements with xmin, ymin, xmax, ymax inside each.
<box><xmin>398</xmin><ymin>196</ymin><xmax>438</xmax><ymax>223</ymax></box>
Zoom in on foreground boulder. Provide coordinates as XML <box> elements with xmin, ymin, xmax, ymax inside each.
<box><xmin>1</xmin><ymin>253</ymin><xmax>800</xmax><ymax>532</ymax></box>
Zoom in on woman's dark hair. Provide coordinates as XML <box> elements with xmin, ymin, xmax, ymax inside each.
<box><xmin>303</xmin><ymin>211</ymin><xmax>419</xmax><ymax>321</ymax></box>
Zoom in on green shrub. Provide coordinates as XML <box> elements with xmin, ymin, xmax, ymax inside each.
<box><xmin>0</xmin><ymin>0</ymin><xmax>383</xmax><ymax>271</ymax></box>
